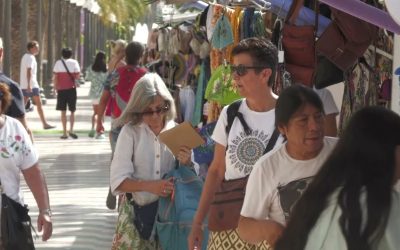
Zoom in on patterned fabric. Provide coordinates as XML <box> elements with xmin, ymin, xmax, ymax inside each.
<box><xmin>85</xmin><ymin>67</ymin><xmax>107</xmax><ymax>101</ymax></box>
<box><xmin>111</xmin><ymin>196</ymin><xmax>159</xmax><ymax>250</ymax></box>
<box><xmin>207</xmin><ymin>229</ymin><xmax>272</xmax><ymax>250</ymax></box>
<box><xmin>338</xmin><ymin>54</ymin><xmax>379</xmax><ymax>134</ymax></box>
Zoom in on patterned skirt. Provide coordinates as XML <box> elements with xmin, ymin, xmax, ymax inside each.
<box><xmin>207</xmin><ymin>229</ymin><xmax>272</xmax><ymax>250</ymax></box>
<box><xmin>111</xmin><ymin>196</ymin><xmax>159</xmax><ymax>250</ymax></box>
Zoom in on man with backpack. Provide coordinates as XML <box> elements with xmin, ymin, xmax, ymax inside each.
<box><xmin>96</xmin><ymin>41</ymin><xmax>147</xmax><ymax>210</ymax></box>
<box><xmin>188</xmin><ymin>37</ymin><xmax>283</xmax><ymax>250</ymax></box>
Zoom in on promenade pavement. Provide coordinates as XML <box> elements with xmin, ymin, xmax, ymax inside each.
<box><xmin>22</xmin><ymin>83</ymin><xmax>118</xmax><ymax>250</ymax></box>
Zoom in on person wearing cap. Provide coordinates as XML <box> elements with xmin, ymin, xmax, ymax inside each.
<box><xmin>188</xmin><ymin>37</ymin><xmax>283</xmax><ymax>250</ymax></box>
<box><xmin>0</xmin><ymin>82</ymin><xmax>52</xmax><ymax>246</ymax></box>
<box><xmin>20</xmin><ymin>41</ymin><xmax>55</xmax><ymax>130</ymax></box>
<box><xmin>0</xmin><ymin>37</ymin><xmax>33</xmax><ymax>141</ymax></box>
<box><xmin>52</xmin><ymin>47</ymin><xmax>81</xmax><ymax>139</ymax></box>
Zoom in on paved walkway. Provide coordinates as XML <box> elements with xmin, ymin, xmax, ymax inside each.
<box><xmin>22</xmin><ymin>83</ymin><xmax>117</xmax><ymax>249</ymax></box>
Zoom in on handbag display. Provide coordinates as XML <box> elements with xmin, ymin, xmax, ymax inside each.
<box><xmin>314</xmin><ymin>55</ymin><xmax>344</xmax><ymax>89</ymax></box>
<box><xmin>316</xmin><ymin>7</ymin><xmax>378</xmax><ymax>71</ymax></box>
<box><xmin>1</xmin><ymin>181</ymin><xmax>35</xmax><ymax>250</ymax></box>
<box><xmin>282</xmin><ymin>0</ymin><xmax>316</xmax><ymax>86</ymax></box>
<box><xmin>208</xmin><ymin>128</ymin><xmax>280</xmax><ymax>232</ymax></box>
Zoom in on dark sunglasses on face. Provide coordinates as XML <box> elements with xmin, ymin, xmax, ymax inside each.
<box><xmin>230</xmin><ymin>64</ymin><xmax>269</xmax><ymax>77</ymax></box>
<box><xmin>140</xmin><ymin>105</ymin><xmax>169</xmax><ymax>117</ymax></box>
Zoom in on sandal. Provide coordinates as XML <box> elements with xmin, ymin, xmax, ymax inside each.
<box><xmin>69</xmin><ymin>132</ymin><xmax>78</xmax><ymax>139</ymax></box>
<box><xmin>60</xmin><ymin>135</ymin><xmax>68</xmax><ymax>139</ymax></box>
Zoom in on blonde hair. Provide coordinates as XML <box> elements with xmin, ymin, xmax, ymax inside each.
<box><xmin>110</xmin><ymin>39</ymin><xmax>127</xmax><ymax>57</ymax></box>
<box><xmin>113</xmin><ymin>73</ymin><xmax>176</xmax><ymax>128</ymax></box>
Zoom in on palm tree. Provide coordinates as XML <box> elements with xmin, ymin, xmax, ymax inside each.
<box><xmin>97</xmin><ymin>0</ymin><xmax>147</xmax><ymax>39</ymax></box>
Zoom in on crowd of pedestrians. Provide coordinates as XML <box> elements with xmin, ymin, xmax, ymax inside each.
<box><xmin>1</xmin><ymin>33</ymin><xmax>400</xmax><ymax>250</ymax></box>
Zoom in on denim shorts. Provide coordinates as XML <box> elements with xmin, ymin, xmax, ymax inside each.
<box><xmin>22</xmin><ymin>87</ymin><xmax>40</xmax><ymax>97</ymax></box>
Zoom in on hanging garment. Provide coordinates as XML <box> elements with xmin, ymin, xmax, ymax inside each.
<box><xmin>338</xmin><ymin>50</ymin><xmax>379</xmax><ymax>134</ymax></box>
<box><xmin>179</xmin><ymin>86</ymin><xmax>196</xmax><ymax>122</ymax></box>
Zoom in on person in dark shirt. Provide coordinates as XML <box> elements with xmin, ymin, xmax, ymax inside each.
<box><xmin>0</xmin><ymin>37</ymin><xmax>32</xmax><ymax>141</ymax></box>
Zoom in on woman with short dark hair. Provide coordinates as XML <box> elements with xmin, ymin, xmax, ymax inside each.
<box><xmin>275</xmin><ymin>106</ymin><xmax>400</xmax><ymax>250</ymax></box>
<box><xmin>238</xmin><ymin>85</ymin><xmax>338</xmax><ymax>247</ymax></box>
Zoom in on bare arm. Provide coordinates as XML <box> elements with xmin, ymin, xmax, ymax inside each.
<box><xmin>324</xmin><ymin>114</ymin><xmax>338</xmax><ymax>137</ymax></box>
<box><xmin>96</xmin><ymin>90</ymin><xmax>110</xmax><ymax>132</ymax></box>
<box><xmin>26</xmin><ymin>68</ymin><xmax>32</xmax><ymax>90</ymax></box>
<box><xmin>237</xmin><ymin>216</ymin><xmax>284</xmax><ymax>246</ymax></box>
<box><xmin>115</xmin><ymin>178</ymin><xmax>174</xmax><ymax>198</ymax></box>
<box><xmin>52</xmin><ymin>73</ymin><xmax>58</xmax><ymax>91</ymax></box>
<box><xmin>188</xmin><ymin>143</ymin><xmax>226</xmax><ymax>249</ymax></box>
<box><xmin>22</xmin><ymin>164</ymin><xmax>52</xmax><ymax>241</ymax></box>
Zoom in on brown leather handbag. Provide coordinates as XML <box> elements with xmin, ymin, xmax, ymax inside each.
<box><xmin>208</xmin><ymin>176</ymin><xmax>249</xmax><ymax>231</ymax></box>
<box><xmin>282</xmin><ymin>0</ymin><xmax>316</xmax><ymax>86</ymax></box>
<box><xmin>208</xmin><ymin>129</ymin><xmax>280</xmax><ymax>232</ymax></box>
<box><xmin>316</xmin><ymin>8</ymin><xmax>378</xmax><ymax>71</ymax></box>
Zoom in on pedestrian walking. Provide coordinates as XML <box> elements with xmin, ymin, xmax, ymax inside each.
<box><xmin>110</xmin><ymin>73</ymin><xmax>192</xmax><ymax>249</ymax></box>
<box><xmin>19</xmin><ymin>40</ymin><xmax>55</xmax><ymax>130</ymax></box>
<box><xmin>0</xmin><ymin>83</ymin><xmax>52</xmax><ymax>247</ymax></box>
<box><xmin>85</xmin><ymin>51</ymin><xmax>107</xmax><ymax>138</ymax></box>
<box><xmin>96</xmin><ymin>41</ymin><xmax>147</xmax><ymax>210</ymax></box>
<box><xmin>52</xmin><ymin>47</ymin><xmax>81</xmax><ymax>139</ymax></box>
<box><xmin>0</xmin><ymin>37</ymin><xmax>33</xmax><ymax>141</ymax></box>
<box><xmin>188</xmin><ymin>37</ymin><xmax>283</xmax><ymax>250</ymax></box>
<box><xmin>237</xmin><ymin>85</ymin><xmax>337</xmax><ymax>247</ymax></box>
<box><xmin>275</xmin><ymin>106</ymin><xmax>400</xmax><ymax>250</ymax></box>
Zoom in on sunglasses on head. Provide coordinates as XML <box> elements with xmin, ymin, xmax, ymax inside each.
<box><xmin>230</xmin><ymin>64</ymin><xmax>269</xmax><ymax>77</ymax></box>
<box><xmin>140</xmin><ymin>105</ymin><xmax>169</xmax><ymax>117</ymax></box>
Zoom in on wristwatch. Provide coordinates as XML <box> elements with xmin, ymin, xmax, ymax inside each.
<box><xmin>40</xmin><ymin>208</ymin><xmax>52</xmax><ymax>217</ymax></box>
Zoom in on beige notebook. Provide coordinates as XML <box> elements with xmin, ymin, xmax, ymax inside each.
<box><xmin>159</xmin><ymin>122</ymin><xmax>204</xmax><ymax>156</ymax></box>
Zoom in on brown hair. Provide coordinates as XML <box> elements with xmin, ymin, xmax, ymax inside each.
<box><xmin>27</xmin><ymin>40</ymin><xmax>39</xmax><ymax>50</ymax></box>
<box><xmin>0</xmin><ymin>83</ymin><xmax>12</xmax><ymax>114</ymax></box>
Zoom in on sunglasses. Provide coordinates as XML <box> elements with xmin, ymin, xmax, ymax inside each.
<box><xmin>140</xmin><ymin>105</ymin><xmax>169</xmax><ymax>117</ymax></box>
<box><xmin>230</xmin><ymin>64</ymin><xmax>269</xmax><ymax>77</ymax></box>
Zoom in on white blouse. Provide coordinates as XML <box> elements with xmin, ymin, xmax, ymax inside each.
<box><xmin>110</xmin><ymin>120</ymin><xmax>176</xmax><ymax>206</ymax></box>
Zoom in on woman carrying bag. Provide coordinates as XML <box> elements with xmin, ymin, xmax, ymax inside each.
<box><xmin>110</xmin><ymin>73</ymin><xmax>193</xmax><ymax>249</ymax></box>
<box><xmin>0</xmin><ymin>83</ymin><xmax>52</xmax><ymax>249</ymax></box>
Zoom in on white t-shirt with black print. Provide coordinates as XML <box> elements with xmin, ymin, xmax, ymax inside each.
<box><xmin>211</xmin><ymin>99</ymin><xmax>284</xmax><ymax>180</ymax></box>
<box><xmin>241</xmin><ymin>137</ymin><xmax>338</xmax><ymax>225</ymax></box>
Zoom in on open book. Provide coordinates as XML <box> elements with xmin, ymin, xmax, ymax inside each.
<box><xmin>159</xmin><ymin>122</ymin><xmax>205</xmax><ymax>156</ymax></box>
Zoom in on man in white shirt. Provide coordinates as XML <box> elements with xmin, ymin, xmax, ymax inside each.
<box><xmin>20</xmin><ymin>41</ymin><xmax>54</xmax><ymax>129</ymax></box>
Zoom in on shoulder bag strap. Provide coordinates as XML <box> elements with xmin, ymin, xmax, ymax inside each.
<box><xmin>263</xmin><ymin>128</ymin><xmax>280</xmax><ymax>155</ymax></box>
<box><xmin>225</xmin><ymin>99</ymin><xmax>252</xmax><ymax>136</ymax></box>
<box><xmin>61</xmin><ymin>59</ymin><xmax>75</xmax><ymax>83</ymax></box>
<box><xmin>285</xmin><ymin>0</ymin><xmax>305</xmax><ymax>24</ymax></box>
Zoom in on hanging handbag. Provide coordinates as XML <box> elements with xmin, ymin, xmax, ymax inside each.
<box><xmin>316</xmin><ymin>7</ymin><xmax>378</xmax><ymax>71</ymax></box>
<box><xmin>314</xmin><ymin>55</ymin><xmax>344</xmax><ymax>89</ymax></box>
<box><xmin>1</xmin><ymin>181</ymin><xmax>35</xmax><ymax>250</ymax></box>
<box><xmin>282</xmin><ymin>0</ymin><xmax>316</xmax><ymax>86</ymax></box>
<box><xmin>208</xmin><ymin>128</ymin><xmax>280</xmax><ymax>232</ymax></box>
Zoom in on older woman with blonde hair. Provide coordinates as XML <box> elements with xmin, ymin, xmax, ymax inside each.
<box><xmin>110</xmin><ymin>73</ymin><xmax>192</xmax><ymax>249</ymax></box>
<box><xmin>0</xmin><ymin>83</ymin><xmax>52</xmax><ymax>247</ymax></box>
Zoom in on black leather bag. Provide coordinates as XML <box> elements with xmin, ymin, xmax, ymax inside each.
<box><xmin>314</xmin><ymin>56</ymin><xmax>344</xmax><ymax>89</ymax></box>
<box><xmin>130</xmin><ymin>198</ymin><xmax>159</xmax><ymax>240</ymax></box>
<box><xmin>1</xmin><ymin>193</ymin><xmax>35</xmax><ymax>250</ymax></box>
